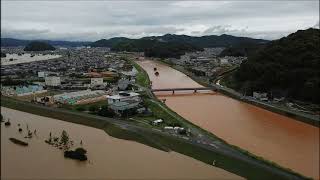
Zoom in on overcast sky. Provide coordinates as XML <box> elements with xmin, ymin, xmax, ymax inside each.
<box><xmin>1</xmin><ymin>1</ymin><xmax>319</xmax><ymax>41</ymax></box>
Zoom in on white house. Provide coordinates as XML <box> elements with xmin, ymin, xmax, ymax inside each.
<box><xmin>118</xmin><ymin>78</ymin><xmax>130</xmax><ymax>90</ymax></box>
<box><xmin>45</xmin><ymin>76</ymin><xmax>61</xmax><ymax>87</ymax></box>
<box><xmin>220</xmin><ymin>58</ymin><xmax>229</xmax><ymax>65</ymax></box>
<box><xmin>107</xmin><ymin>92</ymin><xmax>140</xmax><ymax>104</ymax></box>
<box><xmin>109</xmin><ymin>99</ymin><xmax>140</xmax><ymax>113</ymax></box>
<box><xmin>253</xmin><ymin>92</ymin><xmax>268</xmax><ymax>101</ymax></box>
<box><xmin>38</xmin><ymin>71</ymin><xmax>45</xmax><ymax>78</ymax></box>
<box><xmin>91</xmin><ymin>78</ymin><xmax>104</xmax><ymax>86</ymax></box>
<box><xmin>152</xmin><ymin>119</ymin><xmax>163</xmax><ymax>125</ymax></box>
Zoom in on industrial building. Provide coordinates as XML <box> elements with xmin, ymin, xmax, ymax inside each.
<box><xmin>53</xmin><ymin>90</ymin><xmax>107</xmax><ymax>105</ymax></box>
<box><xmin>45</xmin><ymin>76</ymin><xmax>61</xmax><ymax>87</ymax></box>
<box><xmin>91</xmin><ymin>78</ymin><xmax>104</xmax><ymax>86</ymax></box>
<box><xmin>107</xmin><ymin>91</ymin><xmax>140</xmax><ymax>104</ymax></box>
<box><xmin>1</xmin><ymin>85</ymin><xmax>47</xmax><ymax>96</ymax></box>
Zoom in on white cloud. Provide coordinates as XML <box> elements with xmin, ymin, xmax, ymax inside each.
<box><xmin>1</xmin><ymin>1</ymin><xmax>319</xmax><ymax>41</ymax></box>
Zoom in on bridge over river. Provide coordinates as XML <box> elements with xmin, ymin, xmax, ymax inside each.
<box><xmin>151</xmin><ymin>87</ymin><xmax>217</xmax><ymax>94</ymax></box>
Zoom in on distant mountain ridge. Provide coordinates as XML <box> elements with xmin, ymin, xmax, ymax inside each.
<box><xmin>2</xmin><ymin>33</ymin><xmax>268</xmax><ymax>48</ymax></box>
<box><xmin>111</xmin><ymin>39</ymin><xmax>203</xmax><ymax>58</ymax></box>
<box><xmin>142</xmin><ymin>34</ymin><xmax>269</xmax><ymax>48</ymax></box>
<box><xmin>90</xmin><ymin>33</ymin><xmax>269</xmax><ymax>48</ymax></box>
<box><xmin>1</xmin><ymin>38</ymin><xmax>91</xmax><ymax>47</ymax></box>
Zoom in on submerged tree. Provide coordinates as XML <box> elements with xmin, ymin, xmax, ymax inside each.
<box><xmin>60</xmin><ymin>130</ymin><xmax>69</xmax><ymax>146</ymax></box>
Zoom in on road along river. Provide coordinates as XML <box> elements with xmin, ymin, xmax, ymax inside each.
<box><xmin>136</xmin><ymin>59</ymin><xmax>320</xmax><ymax>179</ymax></box>
<box><xmin>1</xmin><ymin>107</ymin><xmax>243</xmax><ymax>180</ymax></box>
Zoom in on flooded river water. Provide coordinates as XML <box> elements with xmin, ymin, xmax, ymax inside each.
<box><xmin>137</xmin><ymin>59</ymin><xmax>320</xmax><ymax>179</ymax></box>
<box><xmin>1</xmin><ymin>107</ymin><xmax>242</xmax><ymax>179</ymax></box>
<box><xmin>1</xmin><ymin>53</ymin><xmax>61</xmax><ymax>66</ymax></box>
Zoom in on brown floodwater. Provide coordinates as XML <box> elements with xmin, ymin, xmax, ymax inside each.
<box><xmin>1</xmin><ymin>53</ymin><xmax>61</xmax><ymax>66</ymax></box>
<box><xmin>137</xmin><ymin>60</ymin><xmax>320</xmax><ymax>179</ymax></box>
<box><xmin>1</xmin><ymin>107</ymin><xmax>242</xmax><ymax>179</ymax></box>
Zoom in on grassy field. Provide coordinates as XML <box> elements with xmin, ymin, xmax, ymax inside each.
<box><xmin>130</xmin><ymin>59</ymin><xmax>151</xmax><ymax>88</ymax></box>
<box><xmin>60</xmin><ymin>100</ymin><xmax>109</xmax><ymax>112</ymax></box>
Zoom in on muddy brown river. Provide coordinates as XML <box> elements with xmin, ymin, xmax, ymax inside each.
<box><xmin>1</xmin><ymin>107</ymin><xmax>242</xmax><ymax>179</ymax></box>
<box><xmin>137</xmin><ymin>59</ymin><xmax>320</xmax><ymax>179</ymax></box>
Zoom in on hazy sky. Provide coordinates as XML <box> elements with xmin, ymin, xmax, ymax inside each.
<box><xmin>1</xmin><ymin>1</ymin><xmax>319</xmax><ymax>41</ymax></box>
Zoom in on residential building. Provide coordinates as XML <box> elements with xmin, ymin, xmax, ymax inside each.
<box><xmin>253</xmin><ymin>92</ymin><xmax>268</xmax><ymax>101</ymax></box>
<box><xmin>1</xmin><ymin>85</ymin><xmax>47</xmax><ymax>96</ymax></box>
<box><xmin>45</xmin><ymin>76</ymin><xmax>61</xmax><ymax>86</ymax></box>
<box><xmin>91</xmin><ymin>78</ymin><xmax>103</xmax><ymax>86</ymax></box>
<box><xmin>109</xmin><ymin>99</ymin><xmax>140</xmax><ymax>113</ymax></box>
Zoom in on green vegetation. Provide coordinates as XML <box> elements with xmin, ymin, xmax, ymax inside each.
<box><xmin>61</xmin><ymin>101</ymin><xmax>108</xmax><ymax>112</ymax></box>
<box><xmin>90</xmin><ymin>37</ymin><xmax>131</xmax><ymax>47</ymax></box>
<box><xmin>75</xmin><ymin>106</ymin><xmax>86</xmax><ymax>112</ymax></box>
<box><xmin>24</xmin><ymin>41</ymin><xmax>56</xmax><ymax>51</ymax></box>
<box><xmin>233</xmin><ymin>28</ymin><xmax>320</xmax><ymax>104</ymax></box>
<box><xmin>90</xmin><ymin>33</ymin><xmax>268</xmax><ymax>49</ymax></box>
<box><xmin>219</xmin><ymin>42</ymin><xmax>266</xmax><ymax>57</ymax></box>
<box><xmin>64</xmin><ymin>147</ymin><xmax>88</xmax><ymax>161</ymax></box>
<box><xmin>97</xmin><ymin>105</ymin><xmax>115</xmax><ymax>117</ymax></box>
<box><xmin>112</xmin><ymin>39</ymin><xmax>202</xmax><ymax>58</ymax></box>
<box><xmin>131</xmin><ymin>60</ymin><xmax>150</xmax><ymax>87</ymax></box>
<box><xmin>90</xmin><ymin>33</ymin><xmax>269</xmax><ymax>58</ymax></box>
<box><xmin>60</xmin><ymin>130</ymin><xmax>70</xmax><ymax>146</ymax></box>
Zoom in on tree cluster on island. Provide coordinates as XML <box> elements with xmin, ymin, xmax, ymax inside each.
<box><xmin>45</xmin><ymin>130</ymin><xmax>88</xmax><ymax>161</ymax></box>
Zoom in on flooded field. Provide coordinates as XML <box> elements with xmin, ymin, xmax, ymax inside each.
<box><xmin>1</xmin><ymin>107</ymin><xmax>242</xmax><ymax>179</ymax></box>
<box><xmin>137</xmin><ymin>59</ymin><xmax>320</xmax><ymax>179</ymax></box>
<box><xmin>1</xmin><ymin>53</ymin><xmax>61</xmax><ymax>65</ymax></box>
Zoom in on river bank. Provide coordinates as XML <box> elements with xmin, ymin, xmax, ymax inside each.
<box><xmin>135</xmin><ymin>58</ymin><xmax>319</xmax><ymax>179</ymax></box>
<box><xmin>2</xmin><ymin>107</ymin><xmax>244</xmax><ymax>179</ymax></box>
<box><xmin>157</xmin><ymin>59</ymin><xmax>319</xmax><ymax>127</ymax></box>
<box><xmin>1</xmin><ymin>95</ymin><xmax>310</xmax><ymax>180</ymax></box>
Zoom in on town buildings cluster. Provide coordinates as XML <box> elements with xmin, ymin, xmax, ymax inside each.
<box><xmin>1</xmin><ymin>47</ymin><xmax>144</xmax><ymax>116</ymax></box>
<box><xmin>166</xmin><ymin>48</ymin><xmax>246</xmax><ymax>78</ymax></box>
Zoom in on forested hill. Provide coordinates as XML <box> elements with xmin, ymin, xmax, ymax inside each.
<box><xmin>1</xmin><ymin>38</ymin><xmax>90</xmax><ymax>47</ymax></box>
<box><xmin>111</xmin><ymin>39</ymin><xmax>203</xmax><ymax>58</ymax></box>
<box><xmin>90</xmin><ymin>37</ymin><xmax>131</xmax><ymax>47</ymax></box>
<box><xmin>90</xmin><ymin>34</ymin><xmax>267</xmax><ymax>58</ymax></box>
<box><xmin>219</xmin><ymin>42</ymin><xmax>267</xmax><ymax>57</ymax></box>
<box><xmin>234</xmin><ymin>28</ymin><xmax>320</xmax><ymax>103</ymax></box>
<box><xmin>90</xmin><ymin>34</ymin><xmax>268</xmax><ymax>48</ymax></box>
<box><xmin>24</xmin><ymin>41</ymin><xmax>56</xmax><ymax>51</ymax></box>
<box><xmin>142</xmin><ymin>34</ymin><xmax>268</xmax><ymax>48</ymax></box>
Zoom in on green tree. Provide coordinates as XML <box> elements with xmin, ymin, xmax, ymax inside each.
<box><xmin>60</xmin><ymin>130</ymin><xmax>69</xmax><ymax>146</ymax></box>
<box><xmin>88</xmin><ymin>105</ymin><xmax>98</xmax><ymax>112</ymax></box>
<box><xmin>75</xmin><ymin>106</ymin><xmax>85</xmax><ymax>111</ymax></box>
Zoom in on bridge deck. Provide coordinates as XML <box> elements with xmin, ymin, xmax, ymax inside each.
<box><xmin>151</xmin><ymin>87</ymin><xmax>216</xmax><ymax>92</ymax></box>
